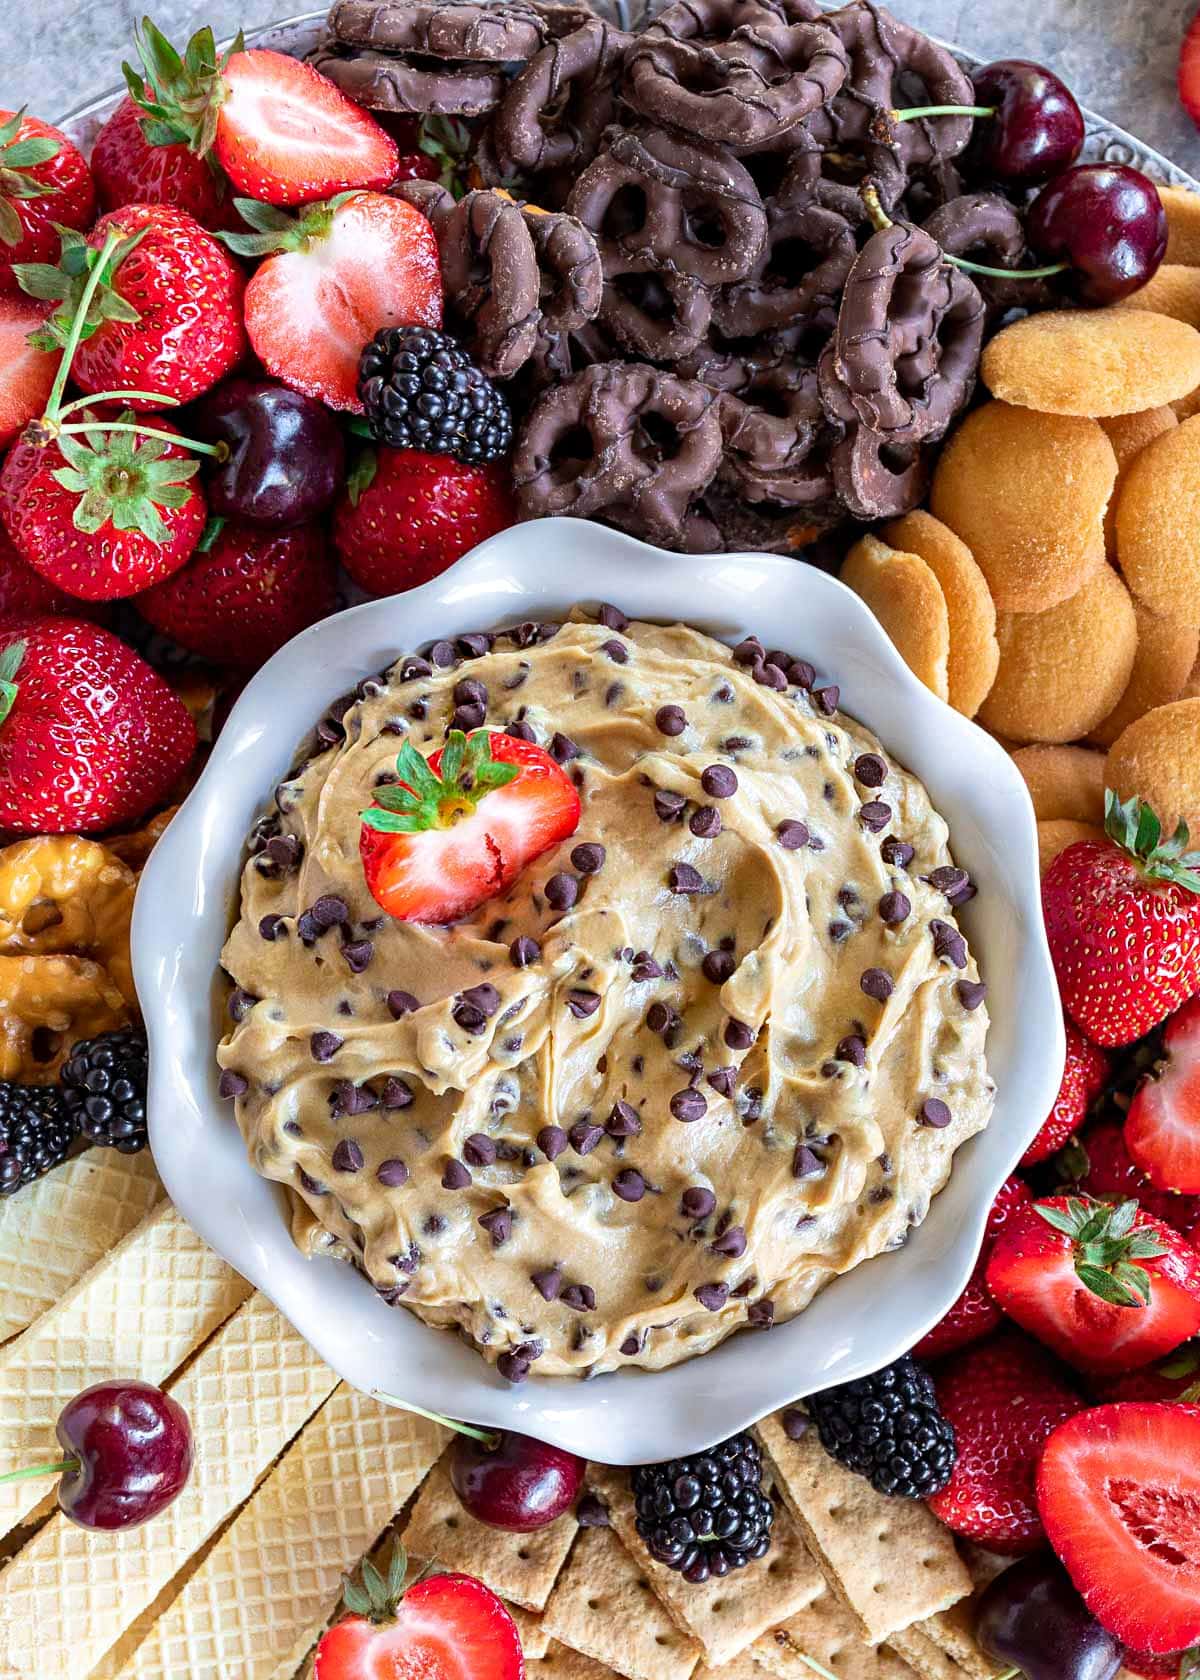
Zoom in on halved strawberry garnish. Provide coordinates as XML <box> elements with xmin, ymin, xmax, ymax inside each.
<box><xmin>227</xmin><ymin>192</ymin><xmax>442</xmax><ymax>411</ymax></box>
<box><xmin>0</xmin><ymin>295</ymin><xmax>58</xmax><ymax>447</ymax></box>
<box><xmin>985</xmin><ymin>1194</ymin><xmax>1200</xmax><ymax>1374</ymax></box>
<box><xmin>1127</xmin><ymin>996</ymin><xmax>1200</xmax><ymax>1195</ymax></box>
<box><xmin>313</xmin><ymin>1545</ymin><xmax>523</xmax><ymax>1680</ymax></box>
<box><xmin>1037</xmin><ymin>1402</ymin><xmax>1200</xmax><ymax>1655</ymax></box>
<box><xmin>1070</xmin><ymin>1117</ymin><xmax>1200</xmax><ymax>1238</ymax></box>
<box><xmin>360</xmin><ymin>728</ymin><xmax>581</xmax><ymax>925</ymax></box>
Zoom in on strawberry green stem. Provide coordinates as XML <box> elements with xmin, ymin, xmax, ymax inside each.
<box><xmin>891</xmin><ymin>103</ymin><xmax>995</xmax><ymax>121</ymax></box>
<box><xmin>58</xmin><ymin>420</ymin><xmax>226</xmax><ymax>459</ymax></box>
<box><xmin>0</xmin><ymin>1458</ymin><xmax>78</xmax><ymax>1486</ymax></box>
<box><xmin>371</xmin><ymin>1391</ymin><xmax>502</xmax><ymax>1452</ymax></box>
<box><xmin>43</xmin><ymin>226</ymin><xmax>123</xmax><ymax>423</ymax></box>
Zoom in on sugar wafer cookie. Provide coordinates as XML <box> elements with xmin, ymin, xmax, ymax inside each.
<box><xmin>541</xmin><ymin>1525</ymin><xmax>702</xmax><ymax>1680</ymax></box>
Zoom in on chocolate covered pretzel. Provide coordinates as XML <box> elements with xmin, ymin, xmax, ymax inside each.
<box><xmin>330</xmin><ymin>0</ymin><xmax>549</xmax><ymax>60</ymax></box>
<box><xmin>440</xmin><ymin>190</ymin><xmax>543</xmax><ymax>377</ymax></box>
<box><xmin>311</xmin><ymin>42</ymin><xmax>507</xmax><ymax>114</ymax></box>
<box><xmin>720</xmin><ymin>359</ymin><xmax>840</xmax><ymax>506</ymax></box>
<box><xmin>489</xmin><ymin>18</ymin><xmax>631</xmax><ymax>181</ymax></box>
<box><xmin>713</xmin><ymin>196</ymin><xmax>856</xmax><ymax>337</ymax></box>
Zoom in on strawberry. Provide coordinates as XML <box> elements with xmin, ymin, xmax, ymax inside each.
<box><xmin>334</xmin><ymin>448</ymin><xmax>514</xmax><ymax>594</ymax></box>
<box><xmin>1070</xmin><ymin>1119</ymin><xmax>1200</xmax><ymax>1240</ymax></box>
<box><xmin>1042</xmin><ymin>792</ymin><xmax>1200</xmax><ymax>1047</ymax></box>
<box><xmin>0</xmin><ymin>414</ymin><xmax>205</xmax><ymax>601</ymax></box>
<box><xmin>228</xmin><ymin>195</ymin><xmax>441</xmax><ymax>412</ymax></box>
<box><xmin>0</xmin><ymin>526</ymin><xmax>75</xmax><ymax>617</ymax></box>
<box><xmin>1037</xmin><ymin>1402</ymin><xmax>1200</xmax><ymax>1654</ymax></box>
<box><xmin>1181</xmin><ymin>8</ymin><xmax>1200</xmax><ymax>130</ymax></box>
<box><xmin>0</xmin><ymin>110</ymin><xmax>95</xmax><ymax>294</ymax></box>
<box><xmin>914</xmin><ymin>1175</ymin><xmax>1033</xmax><ymax>1360</ymax></box>
<box><xmin>91</xmin><ymin>96</ymin><xmax>237</xmax><ymax>232</ymax></box>
<box><xmin>312</xmin><ymin>1543</ymin><xmax>522</xmax><ymax>1680</ymax></box>
<box><xmin>137</xmin><ymin>520</ymin><xmax>336</xmax><ymax>670</ymax></box>
<box><xmin>927</xmin><ymin>1331</ymin><xmax>1086</xmax><ymax>1552</ymax></box>
<box><xmin>1121</xmin><ymin>1648</ymin><xmax>1199</xmax><ymax>1680</ymax></box>
<box><xmin>985</xmin><ymin>1195</ymin><xmax>1200</xmax><ymax>1375</ymax></box>
<box><xmin>0</xmin><ymin>615</ymin><xmax>196</xmax><ymax>831</ymax></box>
<box><xmin>360</xmin><ymin>729</ymin><xmax>581</xmax><ymax>925</ymax></box>
<box><xmin>1092</xmin><ymin>1340</ymin><xmax>1200</xmax><ymax>1403</ymax></box>
<box><xmin>0</xmin><ymin>294</ymin><xmax>58</xmax><ymax>447</ymax></box>
<box><xmin>1021</xmin><ymin>1017</ymin><xmax>1112</xmax><ymax>1166</ymax></box>
<box><xmin>18</xmin><ymin>205</ymin><xmax>246</xmax><ymax>411</ymax></box>
<box><xmin>1127</xmin><ymin>996</ymin><xmax>1200</xmax><ymax>1194</ymax></box>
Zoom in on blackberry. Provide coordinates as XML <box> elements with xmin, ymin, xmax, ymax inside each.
<box><xmin>805</xmin><ymin>1354</ymin><xmax>956</xmax><ymax>1498</ymax></box>
<box><xmin>631</xmin><ymin>1432</ymin><xmax>774</xmax><ymax>1583</ymax></box>
<box><xmin>357</xmin><ymin>326</ymin><xmax>513</xmax><ymax>464</ymax></box>
<box><xmin>61</xmin><ymin>1027</ymin><xmax>149</xmax><ymax>1153</ymax></box>
<box><xmin>0</xmin><ymin>1082</ymin><xmax>77</xmax><ymax>1194</ymax></box>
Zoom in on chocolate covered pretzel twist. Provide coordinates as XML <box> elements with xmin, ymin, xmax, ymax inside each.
<box><xmin>311</xmin><ymin>42</ymin><xmax>507</xmax><ymax>114</ymax></box>
<box><xmin>490</xmin><ymin>18</ymin><xmax>631</xmax><ymax>181</ymax></box>
<box><xmin>713</xmin><ymin>195</ymin><xmax>856</xmax><ymax>337</ymax></box>
<box><xmin>720</xmin><ymin>359</ymin><xmax>840</xmax><ymax>506</ymax></box>
<box><xmin>440</xmin><ymin>190</ymin><xmax>544</xmax><ymax>376</ymax></box>
<box><xmin>922</xmin><ymin>191</ymin><xmax>1055</xmax><ymax>315</ymax></box>
<box><xmin>330</xmin><ymin>0</ymin><xmax>549</xmax><ymax>60</ymax></box>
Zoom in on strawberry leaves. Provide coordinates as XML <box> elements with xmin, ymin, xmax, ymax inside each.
<box><xmin>51</xmin><ymin>413</ymin><xmax>199</xmax><ymax>545</ymax></box>
<box><xmin>14</xmin><ymin>225</ymin><xmax>145</xmax><ymax>352</ymax></box>
<box><xmin>1037</xmin><ymin>1195</ymin><xmax>1170</xmax><ymax>1308</ymax></box>
<box><xmin>0</xmin><ymin>640</ymin><xmax>24</xmax><ymax>728</ymax></box>
<box><xmin>361</xmin><ymin>730</ymin><xmax>520</xmax><ymax>835</ymax></box>
<box><xmin>122</xmin><ymin>17</ymin><xmax>242</xmax><ymax>160</ymax></box>
<box><xmin>218</xmin><ymin>192</ymin><xmax>355</xmax><ymax>260</ymax></box>
<box><xmin>1105</xmin><ymin>790</ymin><xmax>1200</xmax><ymax>893</ymax></box>
<box><xmin>340</xmin><ymin>1539</ymin><xmax>439</xmax><ymax>1624</ymax></box>
<box><xmin>0</xmin><ymin>109</ymin><xmax>62</xmax><ymax>248</ymax></box>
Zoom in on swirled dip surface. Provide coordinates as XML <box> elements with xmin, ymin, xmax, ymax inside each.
<box><xmin>218</xmin><ymin>610</ymin><xmax>993</xmax><ymax>1377</ymax></box>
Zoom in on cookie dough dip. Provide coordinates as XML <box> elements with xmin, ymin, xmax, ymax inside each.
<box><xmin>217</xmin><ymin>605</ymin><xmax>994</xmax><ymax>1379</ymax></box>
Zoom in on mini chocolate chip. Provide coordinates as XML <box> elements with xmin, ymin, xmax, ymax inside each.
<box><xmin>812</xmin><ymin>684</ymin><xmax>839</xmax><ymax>714</ymax></box>
<box><xmin>265</xmin><ymin>833</ymin><xmax>303</xmax><ymax>870</ymax></box>
<box><xmin>571</xmin><ymin>843</ymin><xmax>606</xmax><ymax>874</ymax></box>
<box><xmin>881</xmin><ymin>836</ymin><xmax>915</xmax><ymax>868</ymax></box>
<box><xmin>549</xmin><ymin>732</ymin><xmax>580</xmax><ymax>763</ymax></box>
<box><xmin>668</xmin><ymin>862</ymin><xmax>704</xmax><ymax>894</ymax></box>
<box><xmin>724</xmin><ymin>1018</ymin><xmax>754</xmax><ymax>1051</ymax></box>
<box><xmin>694</xmin><ymin>1282</ymin><xmax>729</xmax><ymax>1311</ymax></box>
<box><xmin>956</xmin><ymin>979</ymin><xmax>988</xmax><ymax>1010</ymax></box>
<box><xmin>632</xmin><ymin>953</ymin><xmax>664</xmax><ymax>981</ymax></box>
<box><xmin>701</xmin><ymin>765</ymin><xmax>737</xmax><ymax>799</ymax></box>
<box><xmin>790</xmin><ymin>659</ymin><xmax>816</xmax><ymax>689</ymax></box>
<box><xmin>311</xmin><ymin>895</ymin><xmax>349</xmax><ymax>928</ymax></box>
<box><xmin>464</xmin><ymin>1134</ymin><xmax>497</xmax><ymax>1167</ymax></box>
<box><xmin>228</xmin><ymin>987</ymin><xmax>258</xmax><ymax>1023</ymax></box>
<box><xmin>532</xmin><ymin>1266</ymin><xmax>563</xmax><ymax>1301</ymax></box>
<box><xmin>382</xmin><ymin>1077</ymin><xmax>413</xmax><ymax>1110</ymax></box>
<box><xmin>859</xmin><ymin>801</ymin><xmax>892</xmax><ymax>833</ymax></box>
<box><xmin>755</xmin><ymin>661</ymin><xmax>788</xmax><ymax>691</ymax></box>
<box><xmin>562</xmin><ymin>1283</ymin><xmax>596</xmax><ymax>1311</ymax></box>
<box><xmin>601</xmin><ymin>639</ymin><xmax>628</xmax><ymax>663</ymax></box>
<box><xmin>927</xmin><ymin>865</ymin><xmax>970</xmax><ymax>899</ymax></box>
<box><xmin>282</xmin><ymin>1120</ymin><xmax>303</xmax><ymax>1138</ymax></box>
<box><xmin>741</xmin><ymin>1087</ymin><xmax>763</xmax><ymax>1123</ymax></box>
<box><xmin>376</xmin><ymin>1158</ymin><xmax>409</xmax><ymax>1187</ymax></box>
<box><xmin>782</xmin><ymin>1407</ymin><xmax>809</xmax><ymax>1440</ymax></box>
<box><xmin>577</xmin><ymin>1492</ymin><xmax>610</xmax><ymax>1525</ymax></box>
<box><xmin>442</xmin><ymin>1158</ymin><xmax>471</xmax><ymax>1189</ymax></box>
<box><xmin>310</xmin><ymin>1030</ymin><xmax>343</xmax><ymax>1063</ymax></box>
<box><xmin>497</xmin><ymin>1352</ymin><xmax>530</xmax><ymax>1384</ymax></box>
<box><xmin>707</xmin><ymin>1066</ymin><xmax>736</xmax><ymax>1098</ymax></box>
<box><xmin>702</xmin><ymin>949</ymin><xmax>736</xmax><ymax>984</ymax></box>
<box><xmin>655</xmin><ymin>705</ymin><xmax>687</xmax><ymax>736</ymax></box>
<box><xmin>479</xmin><ymin>1207</ymin><xmax>512</xmax><ymax>1246</ymax></box>
<box><xmin>218</xmin><ymin>1070</ymin><xmax>248</xmax><ymax>1099</ymax></box>
<box><xmin>653</xmin><ymin>790</ymin><xmax>687</xmax><ymax>823</ymax></box>
<box><xmin>387</xmin><ymin>989</ymin><xmax>419</xmax><ymax>1018</ymax></box>
<box><xmin>854</xmin><ymin>752</ymin><xmax>887</xmax><ymax>787</ymax></box>
<box><xmin>450</xmin><ymin>701</ymin><xmax>485</xmax><ymax>732</ymax></box>
<box><xmin>342</xmin><ymin>939</ymin><xmax>374</xmax><ymax>974</ymax></box>
<box><xmin>732</xmin><ymin>637</ymin><xmax>763</xmax><ymax>665</ymax></box>
<box><xmin>567</xmin><ymin>989</ymin><xmax>601</xmax><ymax>1019</ymax></box>
<box><xmin>930</xmin><ymin>919</ymin><xmax>969</xmax><ymax>968</ymax></box>
<box><xmin>878</xmin><ymin>891</ymin><xmax>911</xmax><ymax>925</ymax></box>
<box><xmin>689</xmin><ymin>805</ymin><xmax>722</xmax><ymax>839</ymax></box>
<box><xmin>453</xmin><ymin>1002</ymin><xmax>487</xmax><ymax>1034</ymax></box>
<box><xmin>710</xmin><ymin>1224</ymin><xmax>746</xmax><ymax>1257</ymax></box>
<box><xmin>332</xmin><ymin>1139</ymin><xmax>363</xmax><ymax>1174</ymax></box>
<box><xmin>860</xmin><ymin>967</ymin><xmax>894</xmax><ymax>1002</ymax></box>
<box><xmin>748</xmin><ymin>1299</ymin><xmax>775</xmax><ymax>1328</ymax></box>
<box><xmin>545</xmin><ymin>872</ymin><xmax>579</xmax><ymax>911</ymax></box>
<box><xmin>828</xmin><ymin>920</ymin><xmax>853</xmax><ymax>944</ymax></box>
<box><xmin>399</xmin><ymin>655</ymin><xmax>432</xmax><ymax>680</ymax></box>
<box><xmin>919</xmin><ymin>1097</ymin><xmax>953</xmax><ymax>1129</ymax></box>
<box><xmin>456</xmin><ymin>631</ymin><xmax>492</xmax><ymax>658</ymax></box>
<box><xmin>670</xmin><ymin>1087</ymin><xmax>707</xmax><ymax>1123</ymax></box>
<box><xmin>454</xmin><ymin>677</ymin><xmax>487</xmax><ymax>707</ymax></box>
<box><xmin>537</xmin><ymin>1125</ymin><xmax>568</xmax><ymax>1160</ymax></box>
<box><xmin>681</xmin><ymin>1186</ymin><xmax>717</xmax><ymax>1220</ymax></box>
<box><xmin>257</xmin><ymin>913</ymin><xmax>286</xmax><ymax>942</ymax></box>
<box><xmin>462</xmin><ymin>983</ymin><xmax>500</xmax><ymax>1017</ymax></box>
<box><xmin>646</xmin><ymin>1001</ymin><xmax>674</xmax><ymax>1034</ymax></box>
<box><xmin>428</xmin><ymin>639</ymin><xmax>456</xmax><ymax>667</ymax></box>
<box><xmin>607</xmin><ymin>1101</ymin><xmax>641</xmax><ymax>1137</ymax></box>
<box><xmin>792</xmin><ymin>1143</ymin><xmax>823</xmax><ymax>1179</ymax></box>
<box><xmin>510</xmin><ymin>935</ymin><xmax>541</xmax><ymax>967</ymax></box>
<box><xmin>836</xmin><ymin>1033</ymin><xmax>867</xmax><ymax>1067</ymax></box>
<box><xmin>776</xmin><ymin>819</ymin><xmax>809</xmax><ymax>850</ymax></box>
<box><xmin>569</xmin><ymin>1120</ymin><xmax>604</xmax><ymax>1155</ymax></box>
<box><xmin>298</xmin><ymin>1169</ymin><xmax>327</xmax><ymax>1196</ymax></box>
<box><xmin>613</xmin><ymin>1168</ymin><xmax>646</xmax><ymax>1202</ymax></box>
<box><xmin>505</xmin><ymin>720</ymin><xmax>536</xmax><ymax>743</ymax></box>
<box><xmin>597</xmin><ymin>602</ymin><xmax>629</xmax><ymax>631</ymax></box>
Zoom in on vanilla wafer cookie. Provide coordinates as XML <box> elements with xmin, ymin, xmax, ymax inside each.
<box><xmin>0</xmin><ymin>1292</ymin><xmax>339</xmax><ymax>1680</ymax></box>
<box><xmin>116</xmin><ymin>1384</ymin><xmax>448</xmax><ymax>1680</ymax></box>
<box><xmin>0</xmin><ymin>1200</ymin><xmax>249</xmax><ymax>1540</ymax></box>
<box><xmin>542</xmin><ymin>1525</ymin><xmax>702</xmax><ymax>1680</ymax></box>
<box><xmin>0</xmin><ymin>1150</ymin><xmax>160</xmax><ymax>1343</ymax></box>
<box><xmin>756</xmin><ymin>1412</ymin><xmax>971</xmax><ymax>1644</ymax></box>
<box><xmin>587</xmin><ymin>1466</ymin><xmax>826</xmax><ymax>1666</ymax></box>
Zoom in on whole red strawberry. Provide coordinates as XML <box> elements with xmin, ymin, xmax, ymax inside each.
<box><xmin>0</xmin><ymin>296</ymin><xmax>59</xmax><ymax>448</ymax></box>
<box><xmin>915</xmin><ymin>1175</ymin><xmax>1033</xmax><ymax>1360</ymax></box>
<box><xmin>91</xmin><ymin>96</ymin><xmax>237</xmax><ymax>231</ymax></box>
<box><xmin>927</xmin><ymin>1331</ymin><xmax>1086</xmax><ymax>1551</ymax></box>
<box><xmin>1072</xmin><ymin>1118</ymin><xmax>1200</xmax><ymax>1238</ymax></box>
<box><xmin>0</xmin><ymin>415</ymin><xmax>206</xmax><ymax>601</ymax></box>
<box><xmin>985</xmin><ymin>1194</ymin><xmax>1200</xmax><ymax>1374</ymax></box>
<box><xmin>335</xmin><ymin>448</ymin><xmax>514</xmax><ymax>596</ymax></box>
<box><xmin>1091</xmin><ymin>1339</ymin><xmax>1200</xmax><ymax>1402</ymax></box>
<box><xmin>0</xmin><ymin>110</ymin><xmax>95</xmax><ymax>293</ymax></box>
<box><xmin>1181</xmin><ymin>7</ymin><xmax>1200</xmax><ymax>129</ymax></box>
<box><xmin>0</xmin><ymin>616</ymin><xmax>196</xmax><ymax>831</ymax></box>
<box><xmin>1021</xmin><ymin>1017</ymin><xmax>1111</xmax><ymax>1166</ymax></box>
<box><xmin>0</xmin><ymin>526</ymin><xmax>76</xmax><ymax>617</ymax></box>
<box><xmin>28</xmin><ymin>205</ymin><xmax>245</xmax><ymax>410</ymax></box>
<box><xmin>137</xmin><ymin>521</ymin><xmax>336</xmax><ymax>670</ymax></box>
<box><xmin>1042</xmin><ymin>792</ymin><xmax>1200</xmax><ymax>1047</ymax></box>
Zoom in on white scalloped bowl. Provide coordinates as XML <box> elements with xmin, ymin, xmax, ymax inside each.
<box><xmin>133</xmin><ymin>517</ymin><xmax>1064</xmax><ymax>1463</ymax></box>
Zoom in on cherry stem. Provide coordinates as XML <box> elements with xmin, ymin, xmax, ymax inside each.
<box><xmin>860</xmin><ymin>184</ymin><xmax>892</xmax><ymax>232</ymax></box>
<box><xmin>371</xmin><ymin>1391</ymin><xmax>502</xmax><ymax>1452</ymax></box>
<box><xmin>58</xmin><ymin>420</ymin><xmax>228</xmax><ymax>460</ymax></box>
<box><xmin>891</xmin><ymin>103</ymin><xmax>995</xmax><ymax>121</ymax></box>
<box><xmin>58</xmin><ymin>390</ymin><xmax>180</xmax><ymax>418</ymax></box>
<box><xmin>947</xmin><ymin>256</ymin><xmax>1069</xmax><ymax>281</ymax></box>
<box><xmin>0</xmin><ymin>1458</ymin><xmax>78</xmax><ymax>1486</ymax></box>
<box><xmin>791</xmin><ymin>1654</ymin><xmax>837</xmax><ymax>1680</ymax></box>
<box><xmin>991</xmin><ymin>1668</ymin><xmax>1022</xmax><ymax>1680</ymax></box>
<box><xmin>43</xmin><ymin>226</ymin><xmax>124</xmax><ymax>424</ymax></box>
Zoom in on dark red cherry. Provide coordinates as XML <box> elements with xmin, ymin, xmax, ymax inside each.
<box><xmin>449</xmin><ymin>1429</ymin><xmax>586</xmax><ymax>1532</ymax></box>
<box><xmin>56</xmin><ymin>1380</ymin><xmax>193</xmax><ymax>1531</ymax></box>
<box><xmin>975</xmin><ymin>1554</ymin><xmax>1123</xmax><ymax>1680</ymax></box>
<box><xmin>1027</xmin><ymin>163</ymin><xmax>1168</xmax><ymax>304</ymax></box>
<box><xmin>969</xmin><ymin>61</ymin><xmax>1085</xmax><ymax>184</ymax></box>
<box><xmin>189</xmin><ymin>378</ymin><xmax>347</xmax><ymax>528</ymax></box>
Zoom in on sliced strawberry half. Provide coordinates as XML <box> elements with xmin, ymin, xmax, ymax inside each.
<box><xmin>0</xmin><ymin>296</ymin><xmax>59</xmax><ymax>448</ymax></box>
<box><xmin>313</xmin><ymin>1550</ymin><xmax>523</xmax><ymax>1680</ymax></box>
<box><xmin>1073</xmin><ymin>1118</ymin><xmax>1200</xmax><ymax>1238</ymax></box>
<box><xmin>360</xmin><ymin>728</ymin><xmax>581</xmax><ymax>924</ymax></box>
<box><xmin>230</xmin><ymin>192</ymin><xmax>442</xmax><ymax>411</ymax></box>
<box><xmin>1127</xmin><ymin>996</ymin><xmax>1200</xmax><ymax>1195</ymax></box>
<box><xmin>1037</xmin><ymin>1402</ymin><xmax>1200</xmax><ymax>1655</ymax></box>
